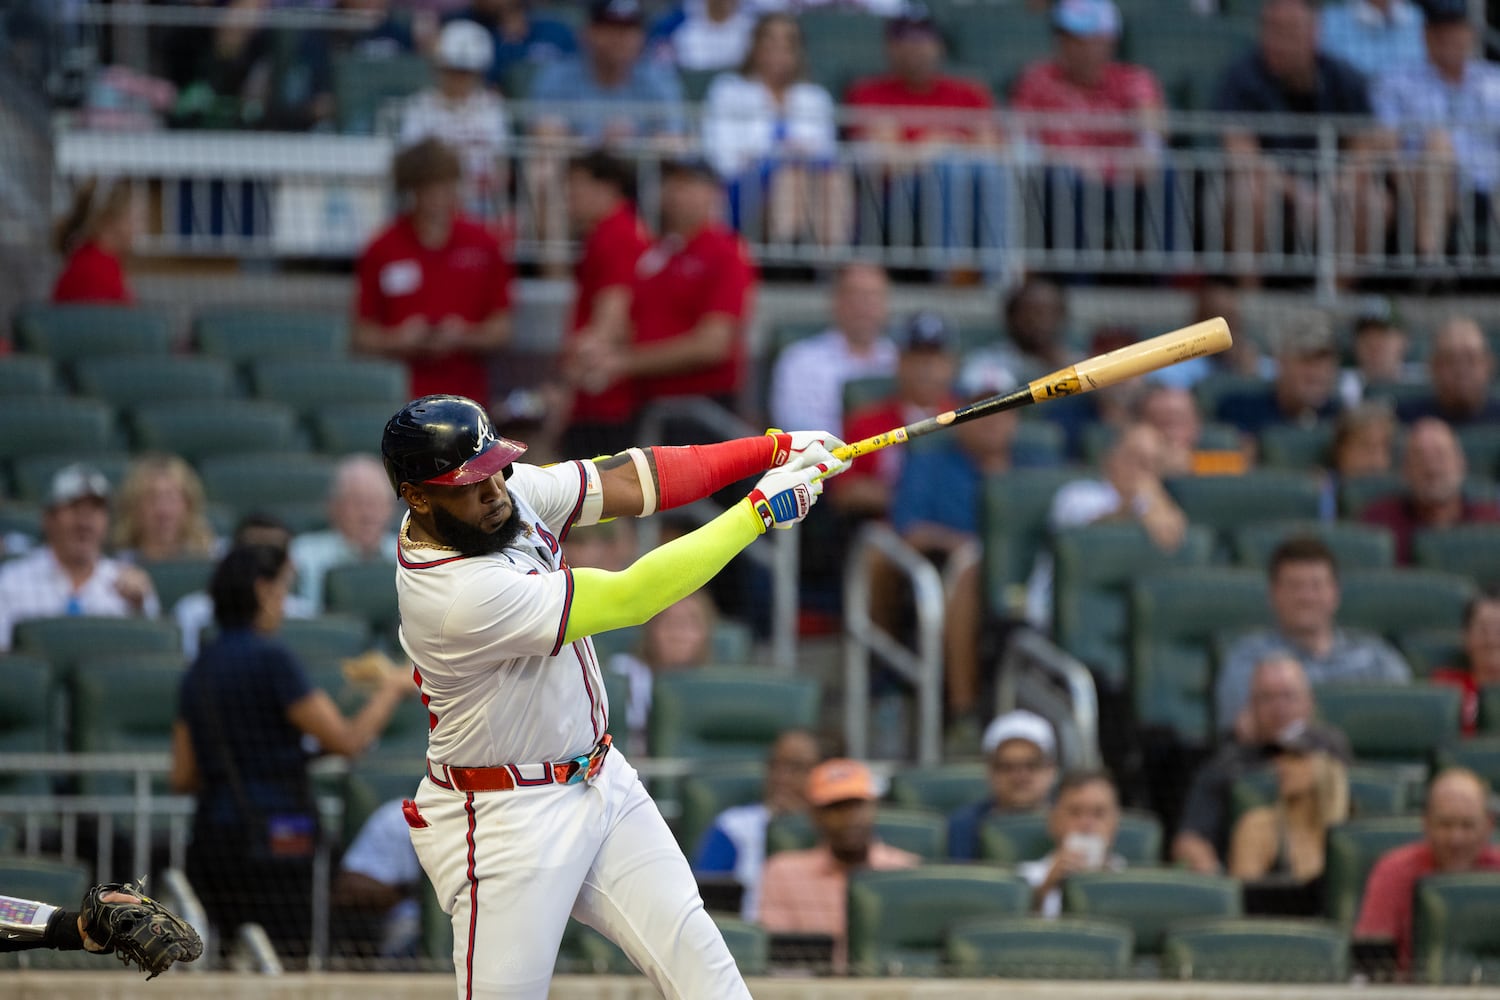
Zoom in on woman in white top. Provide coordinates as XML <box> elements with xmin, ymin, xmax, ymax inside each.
<box><xmin>701</xmin><ymin>14</ymin><xmax>847</xmax><ymax>246</ymax></box>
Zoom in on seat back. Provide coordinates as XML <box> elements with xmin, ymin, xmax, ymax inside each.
<box><xmin>0</xmin><ymin>655</ymin><xmax>56</xmax><ymax>790</ymax></box>
<box><xmin>0</xmin><ymin>398</ymin><xmax>115</xmax><ymax>462</ymax></box>
<box><xmin>142</xmin><ymin>557</ymin><xmax>217</xmax><ymax>612</ymax></box>
<box><xmin>978</xmin><ymin>809</ymin><xmax>1161</xmax><ymax>866</ymax></box>
<box><xmin>649</xmin><ymin>668</ymin><xmax>819</xmax><ymax>760</ymax></box>
<box><xmin>324</xmin><ymin>562</ymin><xmax>400</xmax><ymax>644</ymax></box>
<box><xmin>797</xmin><ymin>10</ymin><xmax>888</xmax><ymax>94</ymax></box>
<box><xmin>1413</xmin><ymin>872</ymin><xmax>1500</xmax><ymax>984</ymax></box>
<box><xmin>311</xmin><ymin>403</ymin><xmax>396</xmax><ymax>456</ymax></box>
<box><xmin>766</xmin><ymin>807</ymin><xmax>948</xmax><ymax>861</ymax></box>
<box><xmin>982</xmin><ymin>467</ymin><xmax>1086</xmax><ymax>611</ymax></box>
<box><xmin>12</xmin><ymin>617</ymin><xmax>180</xmax><ymax>683</ymax></box>
<box><xmin>1165</xmin><ymin>472</ymin><xmax>1323</xmax><ymax>546</ymax></box>
<box><xmin>1257</xmin><ymin>424</ymin><xmax>1335</xmax><ymax>470</ymax></box>
<box><xmin>13</xmin><ymin>303</ymin><xmax>173</xmax><ymax>360</ymax></box>
<box><xmin>248</xmin><ymin>358</ymin><xmax>408</xmax><ymax>417</ymax></box>
<box><xmin>677</xmin><ymin>763</ymin><xmax>766</xmax><ymax>855</ymax></box>
<box><xmin>945</xmin><ymin>915</ymin><xmax>1133</xmax><ymax>979</ymax></box>
<box><xmin>342</xmin><ymin>759</ymin><xmax>421</xmax><ymax>849</ymax></box>
<box><xmin>1233</xmin><ymin>520</ymin><xmax>1395</xmax><ymax>572</ymax></box>
<box><xmin>1061</xmin><ymin>871</ymin><xmax>1241</xmax><ymax>956</ymax></box>
<box><xmin>1436</xmin><ymin>738</ymin><xmax>1500</xmax><ymax>797</ymax></box>
<box><xmin>1414</xmin><ymin>525</ymin><xmax>1500</xmax><ymax>590</ymax></box>
<box><xmin>0</xmin><ymin>855</ymin><xmax>91</xmax><ymax>909</ymax></box>
<box><xmin>71</xmin><ymin>656</ymin><xmax>185</xmax><ymax>793</ymax></box>
<box><xmin>9</xmin><ymin>453</ymin><xmax>131</xmax><ymax>505</ymax></box>
<box><xmin>1316</xmin><ymin>684</ymin><xmax>1461</xmax><ymax>765</ymax></box>
<box><xmin>334</xmin><ymin>53</ymin><xmax>433</xmax><ymax>134</ymax></box>
<box><xmin>847</xmin><ymin>866</ymin><xmax>1030</xmax><ymax>976</ymax></box>
<box><xmin>1162</xmin><ymin>917</ymin><xmax>1349</xmax><ymax>982</ymax></box>
<box><xmin>0</xmin><ymin>356</ymin><xmax>57</xmax><ymax>397</ymax></box>
<box><xmin>1337</xmin><ymin>569</ymin><xmax>1475</xmax><ymax>641</ymax></box>
<box><xmin>73</xmin><ymin>356</ymin><xmax>236</xmax><ymax>408</ymax></box>
<box><xmin>1325</xmin><ymin>817</ymin><xmax>1424</xmax><ymax>925</ymax></box>
<box><xmin>712</xmin><ymin>916</ymin><xmax>769</xmax><ymax>976</ymax></box>
<box><xmin>887</xmin><ymin>762</ymin><xmax>989</xmax><ymax>815</ymax></box>
<box><xmin>194</xmin><ymin>308</ymin><xmax>350</xmax><ymax>361</ymax></box>
<box><xmin>130</xmin><ymin>400</ymin><xmax>300</xmax><ymax>462</ymax></box>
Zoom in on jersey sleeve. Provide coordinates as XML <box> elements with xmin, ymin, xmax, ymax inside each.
<box><xmin>441</xmin><ymin>560</ymin><xmax>578</xmax><ymax>661</ymax></box>
<box><xmin>507</xmin><ymin>461</ymin><xmax>598</xmax><ymax>537</ymax></box>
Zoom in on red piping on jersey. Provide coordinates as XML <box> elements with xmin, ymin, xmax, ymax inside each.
<box><xmin>558</xmin><ymin>460</ymin><xmax>588</xmax><ymax>543</ymax></box>
<box><xmin>503</xmin><ymin>763</ymin><xmax>556</xmax><ymax>787</ymax></box>
<box><xmin>573</xmin><ymin>641</ymin><xmax>601</xmax><ymax>741</ymax></box>
<box><xmin>397</xmin><ymin>545</ymin><xmax>469</xmax><ymax>569</ymax></box>
<box><xmin>413</xmin><ymin>664</ymin><xmax>437</xmax><ymax>732</ymax></box>
<box><xmin>549</xmin><ymin>567</ymin><xmax>575</xmax><ymax>656</ymax></box>
<box><xmin>464</xmin><ymin>792</ymin><xmax>478</xmax><ymax>1000</ymax></box>
<box><xmin>578</xmin><ymin>638</ymin><xmax>607</xmax><ymax>735</ymax></box>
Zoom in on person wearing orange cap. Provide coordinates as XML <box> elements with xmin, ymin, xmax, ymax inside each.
<box><xmin>757</xmin><ymin>759</ymin><xmax>919</xmax><ymax>972</ymax></box>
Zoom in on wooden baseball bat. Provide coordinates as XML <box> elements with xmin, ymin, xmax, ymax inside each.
<box><xmin>830</xmin><ymin>317</ymin><xmax>1233</xmax><ymax>463</ymax></box>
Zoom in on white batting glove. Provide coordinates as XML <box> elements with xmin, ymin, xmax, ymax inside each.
<box><xmin>746</xmin><ymin>444</ymin><xmax>847</xmax><ymax>532</ymax></box>
<box><xmin>766</xmin><ymin>429</ymin><xmax>849</xmax><ymax>476</ymax></box>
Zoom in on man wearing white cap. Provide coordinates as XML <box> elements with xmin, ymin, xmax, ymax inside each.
<box><xmin>0</xmin><ymin>464</ymin><xmax>159</xmax><ymax>651</ymax></box>
<box><xmin>400</xmin><ymin>19</ymin><xmax>511</xmax><ymax>218</ymax></box>
<box><xmin>947</xmin><ymin>710</ymin><xmax>1059</xmax><ymax>860</ymax></box>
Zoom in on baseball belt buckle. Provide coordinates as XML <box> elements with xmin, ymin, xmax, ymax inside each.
<box><xmin>585</xmin><ymin>734</ymin><xmax>612</xmax><ymax>782</ymax></box>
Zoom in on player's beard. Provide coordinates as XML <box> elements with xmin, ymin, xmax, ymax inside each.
<box><xmin>430</xmin><ymin>503</ymin><xmax>526</xmax><ymax>557</ymax></box>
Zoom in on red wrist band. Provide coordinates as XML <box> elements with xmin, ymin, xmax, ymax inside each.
<box><xmin>653</xmin><ymin>435</ymin><xmax>780</xmax><ymax>510</ymax></box>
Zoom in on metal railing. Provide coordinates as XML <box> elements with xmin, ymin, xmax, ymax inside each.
<box><xmin>993</xmin><ymin>628</ymin><xmax>1101</xmax><ymax>771</ymax></box>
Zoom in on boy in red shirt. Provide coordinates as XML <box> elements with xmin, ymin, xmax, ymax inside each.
<box><xmin>353</xmin><ymin>138</ymin><xmax>513</xmax><ymax>406</ymax></box>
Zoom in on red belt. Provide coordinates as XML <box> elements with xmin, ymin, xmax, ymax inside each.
<box><xmin>428</xmin><ymin>734</ymin><xmax>612</xmax><ymax>793</ymax></box>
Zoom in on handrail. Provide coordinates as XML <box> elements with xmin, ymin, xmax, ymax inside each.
<box><xmin>159</xmin><ymin>868</ymin><xmax>212</xmax><ymax>973</ymax></box>
<box><xmin>842</xmin><ymin>522</ymin><xmax>945</xmax><ymax>765</ymax></box>
<box><xmin>235</xmin><ymin>923</ymin><xmax>284</xmax><ymax>975</ymax></box>
<box><xmin>994</xmin><ymin>628</ymin><xmax>1100</xmax><ymax>770</ymax></box>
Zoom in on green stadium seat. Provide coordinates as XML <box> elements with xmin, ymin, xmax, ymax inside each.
<box><xmin>248</xmin><ymin>358</ymin><xmax>408</xmax><ymax>417</ymax></box>
<box><xmin>1399</xmin><ymin>629</ymin><xmax>1465</xmax><ymax>679</ymax></box>
<box><xmin>712</xmin><ymin>916</ymin><xmax>768</xmax><ymax>976</ymax></box>
<box><xmin>887</xmin><ymin>762</ymin><xmax>989</xmax><ymax>815</ymax></box>
<box><xmin>72</xmin><ymin>356</ymin><xmax>236</xmax><ymax>409</ymax></box>
<box><xmin>11</xmin><ymin>617</ymin><xmax>179</xmax><ymax>683</ymax></box>
<box><xmin>1339</xmin><ymin>473</ymin><xmax>1403</xmax><ymax>517</ymax></box>
<box><xmin>334</xmin><ymin>52</ymin><xmax>432</xmax><ymax>134</ymax></box>
<box><xmin>1414</xmin><ymin>525</ymin><xmax>1500</xmax><ymax>590</ymax></box>
<box><xmin>1259</xmin><ymin>424</ymin><xmax>1335</xmax><ymax>470</ymax></box>
<box><xmin>12</xmin><ymin>303</ymin><xmax>172</xmax><ymax>361</ymax></box>
<box><xmin>0</xmin><ymin>399</ymin><xmax>115</xmax><ymax>462</ymax></box>
<box><xmin>0</xmin><ymin>503</ymin><xmax>42</xmax><ymax>547</ymax></box>
<box><xmin>710</xmin><ymin>620</ymin><xmax>754</xmax><ymax>665</ymax></box>
<box><xmin>945</xmin><ymin>915</ymin><xmax>1133</xmax><ymax>979</ymax></box>
<box><xmin>1413</xmin><ymin>872</ymin><xmax>1500</xmax><ymax>984</ymax></box>
<box><xmin>0</xmin><ymin>856</ymin><xmax>90</xmax><ymax>914</ymax></box>
<box><xmin>797</xmin><ymin>10</ymin><xmax>888</xmax><ymax>96</ymax></box>
<box><xmin>1061</xmin><ymin>871</ymin><xmax>1241</xmax><ymax>957</ymax></box>
<box><xmin>558</xmin><ymin>918</ymin><xmax>637</xmax><ymax>975</ymax></box>
<box><xmin>311</xmin><ymin>403</ymin><xmax>395</xmax><ymax>456</ymax></box>
<box><xmin>193</xmin><ymin>308</ymin><xmax>349</xmax><ymax>362</ymax></box>
<box><xmin>1124</xmin><ymin>15</ymin><xmax>1256</xmax><ymax>110</ymax></box>
<box><xmin>1233</xmin><ymin>520</ymin><xmax>1395</xmax><ymax>572</ymax></box>
<box><xmin>142</xmin><ymin>557</ymin><xmax>216</xmax><ymax>613</ymax></box>
<box><xmin>1338</xmin><ymin>569</ymin><xmax>1475</xmax><ymax>640</ymax></box>
<box><xmin>648</xmin><ymin>668</ymin><xmax>819</xmax><ymax>760</ymax></box>
<box><xmin>129</xmin><ymin>400</ymin><xmax>301</xmax><ymax>462</ymax></box>
<box><xmin>940</xmin><ymin>7</ymin><xmax>1051</xmax><ymax>94</ymax></box>
<box><xmin>9</xmin><ymin>453</ymin><xmax>131</xmax><ymax>505</ymax></box>
<box><xmin>982</xmin><ymin>468</ymin><xmax>1086</xmax><ymax>612</ymax></box>
<box><xmin>678</xmin><ymin>762</ymin><xmax>765</xmax><ymax>855</ymax></box>
<box><xmin>842</xmin><ymin>375</ymin><xmax>897</xmax><ymax>416</ymax></box>
<box><xmin>1053</xmin><ymin>523</ymin><xmax>1215</xmax><ymax>690</ymax></box>
<box><xmin>1315</xmin><ymin>684</ymin><xmax>1460</xmax><ymax>766</ymax></box>
<box><xmin>1436</xmin><ymin>739</ymin><xmax>1500</xmax><ymax>797</ymax></box>
<box><xmin>0</xmin><ymin>356</ymin><xmax>57</xmax><ymax>397</ymax></box>
<box><xmin>678</xmin><ymin>67</ymin><xmax>719</xmax><ymax>102</ymax></box>
<box><xmin>1458</xmin><ymin>426</ymin><xmax>1500</xmax><ymax>479</ymax></box>
<box><xmin>1325</xmin><ymin>816</ymin><xmax>1424</xmax><ymax>925</ymax></box>
<box><xmin>846</xmin><ymin>866</ymin><xmax>1030</xmax><ymax>976</ymax></box>
<box><xmin>1165</xmin><ymin>472</ymin><xmax>1323</xmax><ymax>543</ymax></box>
<box><xmin>1231</xmin><ymin>764</ymin><xmax>1414</xmax><ymax>824</ymax></box>
<box><xmin>70</xmin><ymin>656</ymin><xmax>184</xmax><ymax>793</ymax></box>
<box><xmin>421</xmin><ymin>877</ymin><xmax>454</xmax><ymax>970</ymax></box>
<box><xmin>1010</xmin><ymin>421</ymin><xmax>1066</xmax><ymax>466</ymax></box>
<box><xmin>0</xmin><ymin>656</ymin><xmax>56</xmax><ymax>792</ymax></box>
<box><xmin>323</xmin><ymin>561</ymin><xmax>399</xmax><ymax>642</ymax></box>
<box><xmin>278</xmin><ymin>615</ymin><xmax>372</xmax><ymax>661</ymax></box>
<box><xmin>978</xmin><ymin>809</ymin><xmax>1163</xmax><ymax>866</ymax></box>
<box><xmin>766</xmin><ymin>807</ymin><xmax>949</xmax><ymax>861</ymax></box>
<box><xmin>197</xmin><ymin>452</ymin><xmax>334</xmax><ymax>531</ymax></box>
<box><xmin>1482</xmin><ymin>686</ymin><xmax>1500</xmax><ymax>733</ymax></box>
<box><xmin>341</xmin><ymin>758</ymin><xmax>421</xmax><ymax>849</ymax></box>
<box><xmin>1162</xmin><ymin>918</ymin><xmax>1349</xmax><ymax>982</ymax></box>
<box><xmin>1192</xmin><ymin>373</ymin><xmax>1265</xmax><ymax>419</ymax></box>
<box><xmin>1130</xmin><ymin>568</ymin><xmax>1267</xmax><ymax>745</ymax></box>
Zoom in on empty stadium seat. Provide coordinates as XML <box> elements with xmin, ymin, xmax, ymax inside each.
<box><xmin>1414</xmin><ymin>525</ymin><xmax>1500</xmax><ymax>590</ymax></box>
<box><xmin>796</xmin><ymin>10</ymin><xmax>888</xmax><ymax>96</ymax></box>
<box><xmin>677</xmin><ymin>762</ymin><xmax>765</xmax><ymax>855</ymax></box>
<box><xmin>1233</xmin><ymin>520</ymin><xmax>1395</xmax><ymax>572</ymax></box>
<box><xmin>0</xmin><ymin>356</ymin><xmax>57</xmax><ymax>397</ymax></box>
<box><xmin>9</xmin><ymin>453</ymin><xmax>131</xmax><ymax>504</ymax></box>
<box><xmin>323</xmin><ymin>561</ymin><xmax>399</xmax><ymax>642</ymax></box>
<box><xmin>1315</xmin><ymin>684</ymin><xmax>1460</xmax><ymax>766</ymax></box>
<box><xmin>1053</xmin><ymin>523</ymin><xmax>1214</xmax><ymax>690</ymax></box>
<box><xmin>1258</xmin><ymin>424</ymin><xmax>1334</xmax><ymax>470</ymax></box>
<box><xmin>1399</xmin><ymin>629</ymin><xmax>1465</xmax><ymax>679</ymax></box>
<box><xmin>766</xmin><ymin>808</ymin><xmax>948</xmax><ymax>861</ymax></box>
<box><xmin>341</xmin><ymin>758</ymin><xmax>421</xmax><ymax>848</ymax></box>
<box><xmin>0</xmin><ymin>398</ymin><xmax>115</xmax><ymax>463</ymax></box>
<box><xmin>277</xmin><ymin>615</ymin><xmax>372</xmax><ymax>661</ymax></box>
<box><xmin>248</xmin><ymin>358</ymin><xmax>408</xmax><ymax>417</ymax></box>
<box><xmin>1192</xmin><ymin>373</ymin><xmax>1265</xmax><ymax>420</ymax></box>
<box><xmin>712</xmin><ymin>916</ymin><xmax>768</xmax><ymax>976</ymax></box>
<box><xmin>648</xmin><ymin>668</ymin><xmax>819</xmax><ymax>760</ymax></box>
<box><xmin>0</xmin><ymin>656</ymin><xmax>56</xmax><ymax>792</ymax></box>
<box><xmin>982</xmin><ymin>468</ymin><xmax>1086</xmax><ymax>612</ymax></box>
<box><xmin>0</xmin><ymin>856</ymin><xmax>90</xmax><ymax>914</ymax></box>
<box><xmin>1061</xmin><ymin>871</ymin><xmax>1241</xmax><ymax>957</ymax></box>
<box><xmin>70</xmin><ymin>655</ymin><xmax>184</xmax><ymax>793</ymax></box>
<box><xmin>887</xmin><ymin>762</ymin><xmax>989</xmax><ymax>814</ymax></box>
<box><xmin>1123</xmin><ymin>16</ymin><xmax>1256</xmax><ymax>110</ymax></box>
<box><xmin>1339</xmin><ymin>473</ymin><xmax>1403</xmax><ymax>517</ymax></box>
<box><xmin>11</xmin><ymin>617</ymin><xmax>180</xmax><ymax>682</ymax></box>
<box><xmin>197</xmin><ymin>451</ymin><xmax>334</xmax><ymax>531</ymax></box>
<box><xmin>193</xmin><ymin>308</ymin><xmax>349</xmax><ymax>361</ymax></box>
<box><xmin>138</xmin><ymin>557</ymin><xmax>215</xmax><ymax>613</ymax></box>
<box><xmin>311</xmin><ymin>403</ymin><xmax>396</xmax><ymax>456</ymax></box>
<box><xmin>945</xmin><ymin>915</ymin><xmax>1133</xmax><ymax>979</ymax></box>
<box><xmin>846</xmin><ymin>866</ymin><xmax>1030</xmax><ymax>976</ymax></box>
<box><xmin>1337</xmin><ymin>569</ymin><xmax>1475</xmax><ymax>640</ymax></box>
<box><xmin>978</xmin><ymin>810</ymin><xmax>1163</xmax><ymax>866</ymax></box>
<box><xmin>1324</xmin><ymin>817</ymin><xmax>1423</xmax><ymax>925</ymax></box>
<box><xmin>1483</xmin><ymin>686</ymin><xmax>1500</xmax><ymax>733</ymax></box>
<box><xmin>1130</xmin><ymin>568</ymin><xmax>1267</xmax><ymax>745</ymax></box>
<box><xmin>1161</xmin><ymin>918</ymin><xmax>1349</xmax><ymax>982</ymax></box>
<box><xmin>12</xmin><ymin>303</ymin><xmax>173</xmax><ymax>361</ymax></box>
<box><xmin>72</xmin><ymin>356</ymin><xmax>236</xmax><ymax>408</ymax></box>
<box><xmin>1412</xmin><ymin>872</ymin><xmax>1500</xmax><ymax>984</ymax></box>
<box><xmin>0</xmin><ymin>504</ymin><xmax>40</xmax><ymax>551</ymax></box>
<box><xmin>1458</xmin><ymin>426</ymin><xmax>1500</xmax><ymax>480</ymax></box>
<box><xmin>940</xmin><ymin>6</ymin><xmax>1051</xmax><ymax>93</ymax></box>
<box><xmin>129</xmin><ymin>400</ymin><xmax>301</xmax><ymax>462</ymax></box>
<box><xmin>1165</xmin><ymin>472</ymin><xmax>1324</xmax><ymax>545</ymax></box>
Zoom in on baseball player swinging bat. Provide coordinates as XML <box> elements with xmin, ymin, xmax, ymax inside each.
<box><xmin>830</xmin><ymin>317</ymin><xmax>1234</xmax><ymax>464</ymax></box>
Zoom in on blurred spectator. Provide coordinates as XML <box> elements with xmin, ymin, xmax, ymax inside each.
<box><xmin>584</xmin><ymin>157</ymin><xmax>755</xmax><ymax>424</ymax></box>
<box><xmin>1373</xmin><ymin>0</ymin><xmax>1500</xmax><ymax>261</ymax></box>
<box><xmin>558</xmin><ymin>149</ymin><xmax>652</xmax><ymax>459</ymax></box>
<box><xmin>170</xmin><ymin>544</ymin><xmax>409</xmax><ymax>958</ymax></box>
<box><xmin>1362</xmin><ymin>417</ymin><xmax>1500</xmax><ymax>563</ymax></box>
<box><xmin>399</xmin><ymin>19</ymin><xmax>510</xmax><ymax>219</ymax></box>
<box><xmin>175</xmin><ymin>515</ymin><xmax>316</xmax><ymax>660</ymax></box>
<box><xmin>530</xmin><ymin>0</ymin><xmax>686</xmax><ymax>144</ymax></box>
<box><xmin>1216</xmin><ymin>537</ymin><xmax>1412</xmax><ymax>737</ymax></box>
<box><xmin>332</xmin><ymin>799</ymin><xmax>424</xmax><ymax>960</ymax></box>
<box><xmin>832</xmin><ymin>310</ymin><xmax>958</xmax><ymax>520</ymax></box>
<box><xmin>450</xmin><ymin>0</ymin><xmax>577</xmax><ymax>88</ymax></box>
<box><xmin>947</xmin><ymin>710</ymin><xmax>1059</xmax><ymax>861</ymax></box>
<box><xmin>1355</xmin><ymin>768</ymin><xmax>1500</xmax><ymax>973</ymax></box>
<box><xmin>973</xmin><ymin>277</ymin><xmax>1075</xmax><ymax>382</ymax></box>
<box><xmin>353</xmin><ymin>138</ymin><xmax>513</xmax><ymax>405</ymax></box>
<box><xmin>758</xmin><ymin>759</ymin><xmax>920</xmax><ymax>972</ymax></box>
<box><xmin>692</xmin><ymin>728</ymin><xmax>821</xmax><ymax>920</ymax></box>
<box><xmin>1174</xmin><ymin>655</ymin><xmax>1351</xmax><ymax>875</ymax></box>
<box><xmin>649</xmin><ymin>0</ymin><xmax>757</xmax><ymax>71</ymax></box>
<box><xmin>560</xmin><ymin>516</ymin><xmax>638</xmax><ymax>572</ymax></box>
<box><xmin>1215</xmin><ymin>0</ymin><xmax>1385</xmax><ymax>269</ymax></box>
<box><xmin>112</xmin><ymin>454</ymin><xmax>219</xmax><ymax>564</ymax></box>
<box><xmin>277</xmin><ymin>0</ymin><xmax>428</xmax><ymax>131</ymax></box>
<box><xmin>1017</xmin><ymin>770</ymin><xmax>1125</xmax><ymax>916</ymax></box>
<box><xmin>606</xmin><ymin>589</ymin><xmax>717</xmax><ymax>752</ymax></box>
<box><xmin>845</xmin><ymin>3</ymin><xmax>1004</xmax><ymax>272</ymax></box>
<box><xmin>288</xmin><ymin>456</ymin><xmax>397</xmax><ymax>611</ymax></box>
<box><xmin>52</xmin><ymin>178</ymin><xmax>138</xmax><ymax>304</ymax></box>
<box><xmin>1319</xmin><ymin>0</ymin><xmax>1426</xmax><ymax>78</ymax></box>
<box><xmin>1228</xmin><ymin>731</ymin><xmax>1349</xmax><ymax>883</ymax></box>
<box><xmin>1432</xmin><ymin>590</ymin><xmax>1500</xmax><ymax>735</ymax></box>
<box><xmin>157</xmin><ymin>0</ymin><xmax>276</xmax><ymax>129</ymax></box>
<box><xmin>768</xmin><ymin>264</ymin><xmax>895</xmax><ymax>435</ymax></box>
<box><xmin>701</xmin><ymin>14</ymin><xmax>844</xmax><ymax>246</ymax></box>
<box><xmin>1397</xmin><ymin>318</ymin><xmax>1500</xmax><ymax>427</ymax></box>
<box><xmin>0</xmin><ymin>464</ymin><xmax>158</xmax><ymax>652</ymax></box>
<box><xmin>1320</xmin><ymin>400</ymin><xmax>1398</xmax><ymax>518</ymax></box>
<box><xmin>1136</xmin><ymin>385</ymin><xmax>1250</xmax><ymax>477</ymax></box>
<box><xmin>1026</xmin><ymin>424</ymin><xmax>1189</xmax><ymax>629</ymax></box>
<box><xmin>1340</xmin><ymin>309</ymin><xmax>1417</xmax><ymax>406</ymax></box>
<box><xmin>1217</xmin><ymin>313</ymin><xmax>1342</xmax><ymax>436</ymax></box>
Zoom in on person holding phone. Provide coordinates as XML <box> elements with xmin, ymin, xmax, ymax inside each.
<box><xmin>1016</xmin><ymin>770</ymin><xmax>1126</xmax><ymax>916</ymax></box>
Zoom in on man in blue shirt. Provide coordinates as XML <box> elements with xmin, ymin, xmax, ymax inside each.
<box><xmin>449</xmin><ymin>0</ymin><xmax>577</xmax><ymax>91</ymax></box>
<box><xmin>1319</xmin><ymin>0</ymin><xmax>1425</xmax><ymax>79</ymax></box>
<box><xmin>947</xmin><ymin>710</ymin><xmax>1058</xmax><ymax>860</ymax></box>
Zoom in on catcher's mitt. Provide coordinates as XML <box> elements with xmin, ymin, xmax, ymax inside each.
<box><xmin>82</xmin><ymin>878</ymin><xmax>204</xmax><ymax>980</ymax></box>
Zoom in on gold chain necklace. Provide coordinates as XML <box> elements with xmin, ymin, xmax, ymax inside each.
<box><xmin>399</xmin><ymin>519</ymin><xmax>459</xmax><ymax>553</ymax></box>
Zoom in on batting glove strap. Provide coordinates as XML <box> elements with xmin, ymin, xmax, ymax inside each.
<box><xmin>745</xmin><ymin>483</ymin><xmax>814</xmax><ymax>533</ymax></box>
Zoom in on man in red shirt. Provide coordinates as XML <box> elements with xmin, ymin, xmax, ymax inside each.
<box><xmin>581</xmin><ymin>156</ymin><xmax>756</xmax><ymax>427</ymax></box>
<box><xmin>559</xmin><ymin>149</ymin><xmax>652</xmax><ymax>458</ymax></box>
<box><xmin>1355</xmin><ymin>768</ymin><xmax>1500</xmax><ymax>973</ymax></box>
<box><xmin>353</xmin><ymin>138</ymin><xmax>513</xmax><ymax>406</ymax></box>
<box><xmin>1361</xmin><ymin>417</ymin><xmax>1500</xmax><ymax>564</ymax></box>
<box><xmin>845</xmin><ymin>4</ymin><xmax>1004</xmax><ymax>272</ymax></box>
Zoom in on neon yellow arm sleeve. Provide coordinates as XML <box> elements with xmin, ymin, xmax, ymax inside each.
<box><xmin>563</xmin><ymin>498</ymin><xmax>764</xmax><ymax>644</ymax></box>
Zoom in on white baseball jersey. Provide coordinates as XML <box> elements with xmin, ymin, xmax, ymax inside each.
<box><xmin>397</xmin><ymin>460</ymin><xmax>609</xmax><ymax>768</ymax></box>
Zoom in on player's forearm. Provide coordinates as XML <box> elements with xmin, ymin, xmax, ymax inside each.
<box><xmin>563</xmin><ymin>500</ymin><xmax>763</xmax><ymax>642</ymax></box>
<box><xmin>596</xmin><ymin>434</ymin><xmax>786</xmax><ymax>519</ymax></box>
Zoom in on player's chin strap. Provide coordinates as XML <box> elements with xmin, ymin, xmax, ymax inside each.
<box><xmin>0</xmin><ymin>893</ymin><xmax>59</xmax><ymax>945</ymax></box>
<box><xmin>620</xmin><ymin>430</ymin><xmax>793</xmax><ymax>518</ymax></box>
